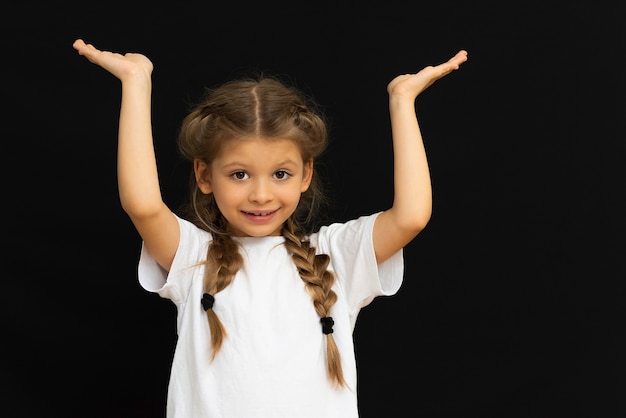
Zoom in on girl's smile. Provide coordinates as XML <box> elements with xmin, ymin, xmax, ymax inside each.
<box><xmin>242</xmin><ymin>209</ymin><xmax>278</xmax><ymax>223</ymax></box>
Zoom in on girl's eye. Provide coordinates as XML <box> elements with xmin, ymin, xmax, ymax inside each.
<box><xmin>274</xmin><ymin>170</ymin><xmax>291</xmax><ymax>180</ymax></box>
<box><xmin>232</xmin><ymin>171</ymin><xmax>248</xmax><ymax>180</ymax></box>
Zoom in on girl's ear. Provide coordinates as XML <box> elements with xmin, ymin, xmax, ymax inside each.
<box><xmin>194</xmin><ymin>160</ymin><xmax>213</xmax><ymax>194</ymax></box>
<box><xmin>300</xmin><ymin>158</ymin><xmax>314</xmax><ymax>192</ymax></box>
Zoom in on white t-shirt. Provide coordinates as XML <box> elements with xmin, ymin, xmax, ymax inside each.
<box><xmin>138</xmin><ymin>212</ymin><xmax>404</xmax><ymax>418</ymax></box>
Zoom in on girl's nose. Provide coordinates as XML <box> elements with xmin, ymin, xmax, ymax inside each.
<box><xmin>249</xmin><ymin>179</ymin><xmax>273</xmax><ymax>203</ymax></box>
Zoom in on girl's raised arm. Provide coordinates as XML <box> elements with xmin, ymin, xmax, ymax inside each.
<box><xmin>73</xmin><ymin>39</ymin><xmax>179</xmax><ymax>271</ymax></box>
<box><xmin>373</xmin><ymin>50</ymin><xmax>468</xmax><ymax>263</ymax></box>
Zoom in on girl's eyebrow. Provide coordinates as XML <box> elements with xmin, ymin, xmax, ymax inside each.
<box><xmin>220</xmin><ymin>158</ymin><xmax>301</xmax><ymax>169</ymax></box>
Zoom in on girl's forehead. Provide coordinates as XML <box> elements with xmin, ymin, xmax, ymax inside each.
<box><xmin>222</xmin><ymin>135</ymin><xmax>299</xmax><ymax>149</ymax></box>
<box><xmin>215</xmin><ymin>136</ymin><xmax>304</xmax><ymax>164</ymax></box>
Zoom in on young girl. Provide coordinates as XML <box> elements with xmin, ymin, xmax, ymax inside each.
<box><xmin>72</xmin><ymin>39</ymin><xmax>467</xmax><ymax>417</ymax></box>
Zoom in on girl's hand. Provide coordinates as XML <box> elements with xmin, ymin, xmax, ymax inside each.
<box><xmin>387</xmin><ymin>50</ymin><xmax>468</xmax><ymax>99</ymax></box>
<box><xmin>72</xmin><ymin>39</ymin><xmax>153</xmax><ymax>82</ymax></box>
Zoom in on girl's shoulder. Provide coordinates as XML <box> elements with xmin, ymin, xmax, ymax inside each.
<box><xmin>309</xmin><ymin>212</ymin><xmax>380</xmax><ymax>248</ymax></box>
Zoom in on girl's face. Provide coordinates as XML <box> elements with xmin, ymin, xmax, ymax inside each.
<box><xmin>195</xmin><ymin>137</ymin><xmax>313</xmax><ymax>237</ymax></box>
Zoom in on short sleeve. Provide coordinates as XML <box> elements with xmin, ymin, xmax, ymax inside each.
<box><xmin>309</xmin><ymin>212</ymin><xmax>404</xmax><ymax>313</ymax></box>
<box><xmin>137</xmin><ymin>216</ymin><xmax>211</xmax><ymax>305</ymax></box>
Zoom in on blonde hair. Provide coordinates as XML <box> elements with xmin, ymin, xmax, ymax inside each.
<box><xmin>176</xmin><ymin>75</ymin><xmax>346</xmax><ymax>387</ymax></box>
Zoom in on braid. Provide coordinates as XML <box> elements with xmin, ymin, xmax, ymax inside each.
<box><xmin>202</xmin><ymin>232</ymin><xmax>243</xmax><ymax>361</ymax></box>
<box><xmin>282</xmin><ymin>218</ymin><xmax>347</xmax><ymax>388</ymax></box>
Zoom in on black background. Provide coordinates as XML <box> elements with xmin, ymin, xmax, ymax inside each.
<box><xmin>2</xmin><ymin>1</ymin><xmax>624</xmax><ymax>417</ymax></box>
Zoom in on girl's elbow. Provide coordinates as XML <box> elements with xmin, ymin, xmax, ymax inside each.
<box><xmin>121</xmin><ymin>199</ymin><xmax>164</xmax><ymax>220</ymax></box>
<box><xmin>382</xmin><ymin>207</ymin><xmax>431</xmax><ymax>239</ymax></box>
<box><xmin>393</xmin><ymin>216</ymin><xmax>430</xmax><ymax>241</ymax></box>
<box><xmin>407</xmin><ymin>211</ymin><xmax>431</xmax><ymax>235</ymax></box>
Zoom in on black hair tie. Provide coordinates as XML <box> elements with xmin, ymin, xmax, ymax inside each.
<box><xmin>201</xmin><ymin>293</ymin><xmax>215</xmax><ymax>311</ymax></box>
<box><xmin>320</xmin><ymin>316</ymin><xmax>334</xmax><ymax>334</ymax></box>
